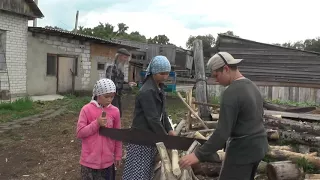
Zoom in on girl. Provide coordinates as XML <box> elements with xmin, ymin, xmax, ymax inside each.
<box><xmin>122</xmin><ymin>55</ymin><xmax>176</xmax><ymax>180</ymax></box>
<box><xmin>76</xmin><ymin>78</ymin><xmax>122</xmax><ymax>180</ymax></box>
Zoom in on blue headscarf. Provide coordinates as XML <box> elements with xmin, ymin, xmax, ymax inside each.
<box><xmin>145</xmin><ymin>55</ymin><xmax>171</xmax><ymax>77</ymax></box>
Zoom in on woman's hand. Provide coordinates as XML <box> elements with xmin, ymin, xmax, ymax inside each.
<box><xmin>168</xmin><ymin>130</ymin><xmax>176</xmax><ymax>136</ymax></box>
<box><xmin>115</xmin><ymin>160</ymin><xmax>122</xmax><ymax>168</ymax></box>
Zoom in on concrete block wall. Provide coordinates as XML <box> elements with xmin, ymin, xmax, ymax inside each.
<box><xmin>0</xmin><ymin>11</ymin><xmax>28</xmax><ymax>96</ymax></box>
<box><xmin>33</xmin><ymin>33</ymin><xmax>91</xmax><ymax>90</ymax></box>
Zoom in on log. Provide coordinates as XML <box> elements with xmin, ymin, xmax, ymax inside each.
<box><xmin>264</xmin><ymin>110</ymin><xmax>320</xmax><ymax>122</ymax></box>
<box><xmin>267</xmin><ymin>149</ymin><xmax>320</xmax><ymax>169</ymax></box>
<box><xmin>279</xmin><ymin>130</ymin><xmax>320</xmax><ymax>147</ymax></box>
<box><xmin>269</xmin><ymin>145</ymin><xmax>293</xmax><ymax>152</ymax></box>
<box><xmin>172</xmin><ymin>149</ymin><xmax>181</xmax><ymax>177</ymax></box>
<box><xmin>193</xmin><ymin>39</ymin><xmax>211</xmax><ymax>120</ymax></box>
<box><xmin>177</xmin><ymin>92</ymin><xmax>209</xmax><ymax>129</ymax></box>
<box><xmin>192</xmin><ymin>101</ymin><xmax>220</xmax><ymax>108</ymax></box>
<box><xmin>263</xmin><ymin>100</ymin><xmax>316</xmax><ymax>113</ymax></box>
<box><xmin>210</xmin><ymin>114</ymin><xmax>219</xmax><ymax>120</ymax></box>
<box><xmin>181</xmin><ymin>129</ymin><xmax>215</xmax><ymax>136</ymax></box>
<box><xmin>267</xmin><ymin>129</ymin><xmax>280</xmax><ymax>140</ymax></box>
<box><xmin>155</xmin><ymin>142</ymin><xmax>177</xmax><ymax>180</ymax></box>
<box><xmin>266</xmin><ymin>160</ymin><xmax>304</xmax><ymax>180</ymax></box>
<box><xmin>264</xmin><ymin>115</ymin><xmax>320</xmax><ymax>136</ymax></box>
<box><xmin>191</xmin><ymin>162</ymin><xmax>222</xmax><ymax>177</ymax></box>
<box><xmin>257</xmin><ymin>161</ymin><xmax>268</xmax><ymax>174</ymax></box>
<box><xmin>305</xmin><ymin>174</ymin><xmax>320</xmax><ymax>179</ymax></box>
<box><xmin>186</xmin><ymin>89</ymin><xmax>193</xmax><ymax>131</ymax></box>
<box><xmin>194</xmin><ymin>131</ymin><xmax>207</xmax><ymax>140</ymax></box>
<box><xmin>175</xmin><ymin>120</ymin><xmax>186</xmax><ymax>135</ymax></box>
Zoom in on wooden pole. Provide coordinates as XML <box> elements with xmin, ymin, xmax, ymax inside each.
<box><xmin>193</xmin><ymin>39</ymin><xmax>210</xmax><ymax>120</ymax></box>
<box><xmin>74</xmin><ymin>10</ymin><xmax>79</xmax><ymax>33</ymax></box>
<box><xmin>177</xmin><ymin>92</ymin><xmax>209</xmax><ymax>129</ymax></box>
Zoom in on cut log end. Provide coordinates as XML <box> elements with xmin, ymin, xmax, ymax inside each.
<box><xmin>266</xmin><ymin>161</ymin><xmax>304</xmax><ymax>180</ymax></box>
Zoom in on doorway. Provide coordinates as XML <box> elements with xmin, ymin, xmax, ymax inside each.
<box><xmin>57</xmin><ymin>56</ymin><xmax>77</xmax><ymax>94</ymax></box>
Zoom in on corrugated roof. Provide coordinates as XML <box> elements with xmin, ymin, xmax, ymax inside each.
<box><xmin>28</xmin><ymin>27</ymin><xmax>139</xmax><ymax>49</ymax></box>
<box><xmin>218</xmin><ymin>34</ymin><xmax>320</xmax><ymax>55</ymax></box>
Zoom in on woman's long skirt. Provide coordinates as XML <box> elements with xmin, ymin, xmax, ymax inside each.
<box><xmin>80</xmin><ymin>164</ymin><xmax>115</xmax><ymax>180</ymax></box>
<box><xmin>122</xmin><ymin>143</ymin><xmax>158</xmax><ymax>180</ymax></box>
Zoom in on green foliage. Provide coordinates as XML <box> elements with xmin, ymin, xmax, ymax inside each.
<box><xmin>0</xmin><ymin>97</ymin><xmax>33</xmax><ymax>111</ymax></box>
<box><xmin>0</xmin><ymin>97</ymin><xmax>39</xmax><ymax>123</ymax></box>
<box><xmin>78</xmin><ymin>22</ymin><xmax>171</xmax><ymax>44</ymax></box>
<box><xmin>295</xmin><ymin>158</ymin><xmax>318</xmax><ymax>173</ymax></box>
<box><xmin>265</xmin><ymin>99</ymin><xmax>319</xmax><ymax>107</ymax></box>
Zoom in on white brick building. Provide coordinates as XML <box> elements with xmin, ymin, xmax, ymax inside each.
<box><xmin>0</xmin><ymin>0</ymin><xmax>44</xmax><ymax>98</ymax></box>
<box><xmin>26</xmin><ymin>27</ymin><xmax>137</xmax><ymax>96</ymax></box>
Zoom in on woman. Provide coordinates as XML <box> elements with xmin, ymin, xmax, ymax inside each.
<box><xmin>122</xmin><ymin>55</ymin><xmax>176</xmax><ymax>180</ymax></box>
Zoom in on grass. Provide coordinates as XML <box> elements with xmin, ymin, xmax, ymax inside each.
<box><xmin>0</xmin><ymin>97</ymin><xmax>39</xmax><ymax>123</ymax></box>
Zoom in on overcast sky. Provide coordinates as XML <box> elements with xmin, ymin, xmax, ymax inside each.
<box><xmin>29</xmin><ymin>0</ymin><xmax>320</xmax><ymax>48</ymax></box>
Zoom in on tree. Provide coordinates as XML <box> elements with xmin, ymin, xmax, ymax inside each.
<box><xmin>148</xmin><ymin>35</ymin><xmax>170</xmax><ymax>44</ymax></box>
<box><xmin>186</xmin><ymin>34</ymin><xmax>216</xmax><ymax>57</ymax></box>
<box><xmin>221</xmin><ymin>30</ymin><xmax>239</xmax><ymax>37</ymax></box>
<box><xmin>77</xmin><ymin>22</ymin><xmax>170</xmax><ymax>44</ymax></box>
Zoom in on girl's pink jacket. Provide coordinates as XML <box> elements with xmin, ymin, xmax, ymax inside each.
<box><xmin>76</xmin><ymin>101</ymin><xmax>122</xmax><ymax>169</ymax></box>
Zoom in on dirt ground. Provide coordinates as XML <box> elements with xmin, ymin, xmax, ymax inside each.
<box><xmin>0</xmin><ymin>94</ymin><xmax>186</xmax><ymax>180</ymax></box>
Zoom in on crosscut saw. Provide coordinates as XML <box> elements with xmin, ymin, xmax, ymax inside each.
<box><xmin>99</xmin><ymin>127</ymin><xmax>207</xmax><ymax>151</ymax></box>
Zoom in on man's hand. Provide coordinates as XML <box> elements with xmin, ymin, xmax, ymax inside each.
<box><xmin>128</xmin><ymin>82</ymin><xmax>137</xmax><ymax>87</ymax></box>
<box><xmin>179</xmin><ymin>153</ymin><xmax>199</xmax><ymax>168</ymax></box>
<box><xmin>168</xmin><ymin>130</ymin><xmax>176</xmax><ymax>136</ymax></box>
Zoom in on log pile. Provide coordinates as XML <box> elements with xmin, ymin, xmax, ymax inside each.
<box><xmin>165</xmin><ymin>90</ymin><xmax>320</xmax><ymax>180</ymax></box>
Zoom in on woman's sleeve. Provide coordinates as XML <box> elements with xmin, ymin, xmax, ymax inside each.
<box><xmin>138</xmin><ymin>90</ymin><xmax>167</xmax><ymax>134</ymax></box>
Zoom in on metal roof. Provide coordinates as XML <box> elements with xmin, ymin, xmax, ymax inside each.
<box><xmin>25</xmin><ymin>0</ymin><xmax>44</xmax><ymax>18</ymax></box>
<box><xmin>28</xmin><ymin>27</ymin><xmax>139</xmax><ymax>49</ymax></box>
<box><xmin>217</xmin><ymin>34</ymin><xmax>320</xmax><ymax>55</ymax></box>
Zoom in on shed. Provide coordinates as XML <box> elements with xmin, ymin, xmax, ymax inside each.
<box><xmin>216</xmin><ymin>34</ymin><xmax>320</xmax><ymax>86</ymax></box>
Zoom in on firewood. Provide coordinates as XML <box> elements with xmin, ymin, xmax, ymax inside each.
<box><xmin>266</xmin><ymin>160</ymin><xmax>304</xmax><ymax>180</ymax></box>
<box><xmin>210</xmin><ymin>114</ymin><xmax>219</xmax><ymax>120</ymax></box>
<box><xmin>172</xmin><ymin>149</ymin><xmax>181</xmax><ymax>177</ymax></box>
<box><xmin>181</xmin><ymin>129</ymin><xmax>215</xmax><ymax>136</ymax></box>
<box><xmin>266</xmin><ymin>129</ymin><xmax>280</xmax><ymax>140</ymax></box>
<box><xmin>257</xmin><ymin>161</ymin><xmax>268</xmax><ymax>174</ymax></box>
<box><xmin>177</xmin><ymin>92</ymin><xmax>209</xmax><ymax>129</ymax></box>
<box><xmin>193</xmin><ymin>131</ymin><xmax>207</xmax><ymax>140</ymax></box>
<box><xmin>279</xmin><ymin>130</ymin><xmax>320</xmax><ymax>147</ymax></box>
<box><xmin>269</xmin><ymin>145</ymin><xmax>293</xmax><ymax>151</ymax></box>
<box><xmin>175</xmin><ymin>120</ymin><xmax>186</xmax><ymax>135</ymax></box>
<box><xmin>191</xmin><ymin>162</ymin><xmax>222</xmax><ymax>177</ymax></box>
<box><xmin>155</xmin><ymin>142</ymin><xmax>177</xmax><ymax>180</ymax></box>
<box><xmin>186</xmin><ymin>89</ymin><xmax>193</xmax><ymax>131</ymax></box>
<box><xmin>264</xmin><ymin>115</ymin><xmax>320</xmax><ymax>136</ymax></box>
<box><xmin>267</xmin><ymin>149</ymin><xmax>320</xmax><ymax>169</ymax></box>
<box><xmin>305</xmin><ymin>174</ymin><xmax>320</xmax><ymax>179</ymax></box>
<box><xmin>264</xmin><ymin>110</ymin><xmax>320</xmax><ymax>122</ymax></box>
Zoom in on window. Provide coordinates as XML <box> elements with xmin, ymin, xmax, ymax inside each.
<box><xmin>97</xmin><ymin>63</ymin><xmax>105</xmax><ymax>70</ymax></box>
<box><xmin>47</xmin><ymin>54</ymin><xmax>57</xmax><ymax>76</ymax></box>
<box><xmin>0</xmin><ymin>53</ymin><xmax>5</xmax><ymax>70</ymax></box>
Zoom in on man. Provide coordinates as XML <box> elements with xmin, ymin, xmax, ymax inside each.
<box><xmin>179</xmin><ymin>52</ymin><xmax>269</xmax><ymax>180</ymax></box>
<box><xmin>106</xmin><ymin>48</ymin><xmax>137</xmax><ymax>117</ymax></box>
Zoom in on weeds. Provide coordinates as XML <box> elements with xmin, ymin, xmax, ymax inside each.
<box><xmin>0</xmin><ymin>97</ymin><xmax>39</xmax><ymax>123</ymax></box>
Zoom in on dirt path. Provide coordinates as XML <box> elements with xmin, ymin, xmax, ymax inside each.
<box><xmin>0</xmin><ymin>94</ymin><xmax>186</xmax><ymax>180</ymax></box>
<box><xmin>0</xmin><ymin>94</ymin><xmax>135</xmax><ymax>180</ymax></box>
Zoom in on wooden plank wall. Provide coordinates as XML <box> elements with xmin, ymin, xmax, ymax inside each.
<box><xmin>217</xmin><ymin>34</ymin><xmax>320</xmax><ymax>85</ymax></box>
<box><xmin>0</xmin><ymin>0</ymin><xmax>36</xmax><ymax>18</ymax></box>
<box><xmin>206</xmin><ymin>84</ymin><xmax>320</xmax><ymax>104</ymax></box>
